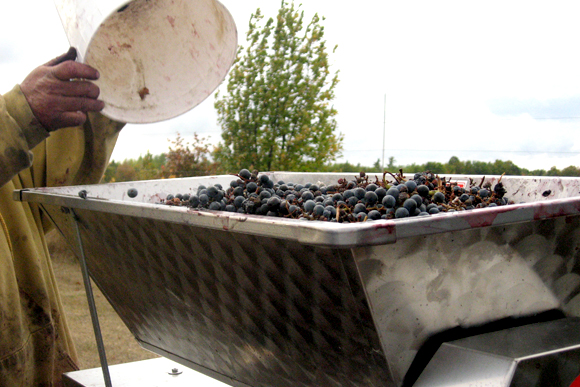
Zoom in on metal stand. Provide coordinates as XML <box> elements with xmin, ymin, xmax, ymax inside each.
<box><xmin>71</xmin><ymin>209</ymin><xmax>113</xmax><ymax>387</ymax></box>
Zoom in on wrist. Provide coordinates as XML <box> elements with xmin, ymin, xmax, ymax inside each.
<box><xmin>5</xmin><ymin>85</ymin><xmax>50</xmax><ymax>148</ymax></box>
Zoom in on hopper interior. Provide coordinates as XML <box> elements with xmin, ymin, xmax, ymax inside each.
<box><xmin>15</xmin><ymin>173</ymin><xmax>580</xmax><ymax>386</ymax></box>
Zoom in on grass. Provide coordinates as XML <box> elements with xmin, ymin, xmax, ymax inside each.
<box><xmin>47</xmin><ymin>230</ymin><xmax>159</xmax><ymax>370</ymax></box>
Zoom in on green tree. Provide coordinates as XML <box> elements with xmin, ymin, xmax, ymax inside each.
<box><xmin>163</xmin><ymin>132</ymin><xmax>216</xmax><ymax>178</ymax></box>
<box><xmin>214</xmin><ymin>1</ymin><xmax>343</xmax><ymax>173</ymax></box>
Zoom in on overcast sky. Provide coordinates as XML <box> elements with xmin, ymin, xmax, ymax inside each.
<box><xmin>3</xmin><ymin>1</ymin><xmax>580</xmax><ymax>171</ymax></box>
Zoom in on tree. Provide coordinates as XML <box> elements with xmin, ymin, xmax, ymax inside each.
<box><xmin>163</xmin><ymin>132</ymin><xmax>216</xmax><ymax>178</ymax></box>
<box><xmin>214</xmin><ymin>1</ymin><xmax>343</xmax><ymax>173</ymax></box>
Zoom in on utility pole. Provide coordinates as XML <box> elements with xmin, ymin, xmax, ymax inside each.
<box><xmin>382</xmin><ymin>94</ymin><xmax>386</xmax><ymax>170</ymax></box>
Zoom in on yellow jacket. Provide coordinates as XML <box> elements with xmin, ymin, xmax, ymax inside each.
<box><xmin>0</xmin><ymin>85</ymin><xmax>123</xmax><ymax>386</ymax></box>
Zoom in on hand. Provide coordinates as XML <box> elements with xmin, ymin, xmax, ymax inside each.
<box><xmin>20</xmin><ymin>47</ymin><xmax>105</xmax><ymax>131</ymax></box>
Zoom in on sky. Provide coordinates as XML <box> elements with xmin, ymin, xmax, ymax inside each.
<box><xmin>3</xmin><ymin>1</ymin><xmax>580</xmax><ymax>171</ymax></box>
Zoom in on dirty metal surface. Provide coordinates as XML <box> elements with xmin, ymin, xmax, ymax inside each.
<box><xmin>54</xmin><ymin>207</ymin><xmax>390</xmax><ymax>387</ymax></box>
<box><xmin>413</xmin><ymin>318</ymin><xmax>580</xmax><ymax>387</ymax></box>
<box><xmin>15</xmin><ymin>173</ymin><xmax>580</xmax><ymax>386</ymax></box>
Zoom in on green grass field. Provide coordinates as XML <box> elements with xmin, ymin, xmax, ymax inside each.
<box><xmin>48</xmin><ymin>230</ymin><xmax>159</xmax><ymax>370</ymax></box>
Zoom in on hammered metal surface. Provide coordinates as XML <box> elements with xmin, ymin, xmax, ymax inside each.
<box><xmin>18</xmin><ymin>174</ymin><xmax>580</xmax><ymax>386</ymax></box>
<box><xmin>356</xmin><ymin>215</ymin><xmax>580</xmax><ymax>384</ymax></box>
<box><xmin>56</xmin><ymin>207</ymin><xmax>392</xmax><ymax>387</ymax></box>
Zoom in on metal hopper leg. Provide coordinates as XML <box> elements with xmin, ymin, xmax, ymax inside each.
<box><xmin>71</xmin><ymin>209</ymin><xmax>113</xmax><ymax>387</ymax></box>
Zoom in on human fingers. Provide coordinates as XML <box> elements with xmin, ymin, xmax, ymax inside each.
<box><xmin>51</xmin><ymin>60</ymin><xmax>100</xmax><ymax>81</ymax></box>
<box><xmin>45</xmin><ymin>47</ymin><xmax>77</xmax><ymax>66</ymax></box>
<box><xmin>54</xmin><ymin>111</ymin><xmax>88</xmax><ymax>128</ymax></box>
<box><xmin>53</xmin><ymin>80</ymin><xmax>101</xmax><ymax>100</ymax></box>
<box><xmin>58</xmin><ymin>95</ymin><xmax>105</xmax><ymax>113</ymax></box>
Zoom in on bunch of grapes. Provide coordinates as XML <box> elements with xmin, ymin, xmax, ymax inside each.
<box><xmin>159</xmin><ymin>169</ymin><xmax>512</xmax><ymax>223</ymax></box>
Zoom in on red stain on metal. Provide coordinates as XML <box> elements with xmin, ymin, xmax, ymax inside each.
<box><xmin>167</xmin><ymin>15</ymin><xmax>176</xmax><ymax>28</ymax></box>
<box><xmin>372</xmin><ymin>222</ymin><xmax>396</xmax><ymax>235</ymax></box>
<box><xmin>465</xmin><ymin>210</ymin><xmax>499</xmax><ymax>228</ymax></box>
<box><xmin>210</xmin><ymin>43</ymin><xmax>216</xmax><ymax>51</ymax></box>
<box><xmin>533</xmin><ymin>200</ymin><xmax>580</xmax><ymax>220</ymax></box>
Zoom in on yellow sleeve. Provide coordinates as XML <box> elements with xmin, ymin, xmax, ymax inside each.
<box><xmin>0</xmin><ymin>85</ymin><xmax>50</xmax><ymax>188</ymax></box>
<box><xmin>1</xmin><ymin>84</ymin><xmax>125</xmax><ymax>190</ymax></box>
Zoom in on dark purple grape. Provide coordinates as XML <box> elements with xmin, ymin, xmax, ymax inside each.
<box><xmin>246</xmin><ymin>182</ymin><xmax>258</xmax><ymax>193</ymax></box>
<box><xmin>189</xmin><ymin>195</ymin><xmax>200</xmax><ymax>207</ymax></box>
<box><xmin>239</xmin><ymin>169</ymin><xmax>251</xmax><ymax>179</ymax></box>
<box><xmin>353</xmin><ymin>203</ymin><xmax>367</xmax><ymax>214</ymax></box>
<box><xmin>368</xmin><ymin>210</ymin><xmax>381</xmax><ymax>220</ymax></box>
<box><xmin>417</xmin><ymin>185</ymin><xmax>429</xmax><ymax>197</ymax></box>
<box><xmin>403</xmin><ymin>198</ymin><xmax>417</xmax><ymax>214</ymax></box>
<box><xmin>313</xmin><ymin>204</ymin><xmax>325</xmax><ymax>216</ymax></box>
<box><xmin>354</xmin><ymin>187</ymin><xmax>366</xmax><ymax>200</ymax></box>
<box><xmin>302</xmin><ymin>191</ymin><xmax>314</xmax><ymax>201</ymax></box>
<box><xmin>382</xmin><ymin>195</ymin><xmax>396</xmax><ymax>208</ymax></box>
<box><xmin>127</xmin><ymin>188</ymin><xmax>138</xmax><ymax>198</ymax></box>
<box><xmin>324</xmin><ymin>206</ymin><xmax>337</xmax><ymax>218</ymax></box>
<box><xmin>395</xmin><ymin>207</ymin><xmax>409</xmax><ymax>218</ymax></box>
<box><xmin>375</xmin><ymin>187</ymin><xmax>387</xmax><ymax>201</ymax></box>
<box><xmin>433</xmin><ymin>192</ymin><xmax>445</xmax><ymax>203</ymax></box>
<box><xmin>234</xmin><ymin>196</ymin><xmax>244</xmax><ymax>208</ymax></box>
<box><xmin>364</xmin><ymin>191</ymin><xmax>378</xmax><ymax>205</ymax></box>
<box><xmin>405</xmin><ymin>180</ymin><xmax>417</xmax><ymax>192</ymax></box>
<box><xmin>303</xmin><ymin>200</ymin><xmax>316</xmax><ymax>213</ymax></box>
<box><xmin>332</xmin><ymin>193</ymin><xmax>343</xmax><ymax>202</ymax></box>
<box><xmin>411</xmin><ymin>194</ymin><xmax>423</xmax><ymax>207</ymax></box>
<box><xmin>387</xmin><ymin>187</ymin><xmax>400</xmax><ymax>200</ymax></box>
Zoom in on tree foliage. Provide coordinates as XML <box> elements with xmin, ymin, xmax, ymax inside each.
<box><xmin>214</xmin><ymin>1</ymin><xmax>343</xmax><ymax>173</ymax></box>
<box><xmin>103</xmin><ymin>152</ymin><xmax>166</xmax><ymax>182</ymax></box>
<box><xmin>324</xmin><ymin>156</ymin><xmax>580</xmax><ymax>177</ymax></box>
<box><xmin>162</xmin><ymin>132</ymin><xmax>217</xmax><ymax>178</ymax></box>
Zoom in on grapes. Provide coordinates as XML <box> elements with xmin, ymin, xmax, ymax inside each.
<box><xmin>405</xmin><ymin>180</ymin><xmax>417</xmax><ymax>192</ymax></box>
<box><xmin>433</xmin><ymin>192</ymin><xmax>445</xmax><ymax>203</ymax></box>
<box><xmin>246</xmin><ymin>182</ymin><xmax>258</xmax><ymax>193</ymax></box>
<box><xmin>364</xmin><ymin>191</ymin><xmax>378</xmax><ymax>205</ymax></box>
<box><xmin>382</xmin><ymin>195</ymin><xmax>396</xmax><ymax>208</ymax></box>
<box><xmin>403</xmin><ymin>198</ymin><xmax>417</xmax><ymax>214</ymax></box>
<box><xmin>239</xmin><ymin>169</ymin><xmax>251</xmax><ymax>180</ymax></box>
<box><xmin>417</xmin><ymin>185</ymin><xmax>429</xmax><ymax>197</ymax></box>
<box><xmin>386</xmin><ymin>187</ymin><xmax>400</xmax><ymax>201</ymax></box>
<box><xmin>395</xmin><ymin>207</ymin><xmax>410</xmax><ymax>218</ymax></box>
<box><xmin>303</xmin><ymin>200</ymin><xmax>316</xmax><ymax>213</ymax></box>
<box><xmin>127</xmin><ymin>188</ymin><xmax>138</xmax><ymax>198</ymax></box>
<box><xmin>161</xmin><ymin>169</ymin><xmax>514</xmax><ymax>223</ymax></box>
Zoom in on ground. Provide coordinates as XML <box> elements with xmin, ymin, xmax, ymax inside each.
<box><xmin>47</xmin><ymin>230</ymin><xmax>159</xmax><ymax>370</ymax></box>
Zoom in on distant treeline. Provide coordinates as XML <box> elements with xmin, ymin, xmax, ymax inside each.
<box><xmin>103</xmin><ymin>150</ymin><xmax>580</xmax><ymax>183</ymax></box>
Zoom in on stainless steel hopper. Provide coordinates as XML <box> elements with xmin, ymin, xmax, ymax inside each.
<box><xmin>15</xmin><ymin>173</ymin><xmax>580</xmax><ymax>386</ymax></box>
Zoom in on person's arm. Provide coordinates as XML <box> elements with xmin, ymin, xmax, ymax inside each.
<box><xmin>0</xmin><ymin>87</ymin><xmax>48</xmax><ymax>187</ymax></box>
<box><xmin>1</xmin><ymin>48</ymin><xmax>113</xmax><ymax>188</ymax></box>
